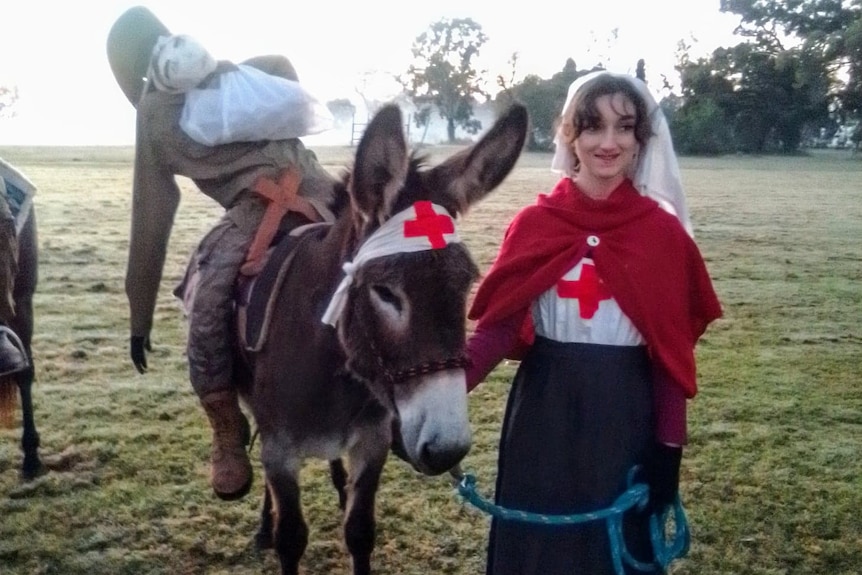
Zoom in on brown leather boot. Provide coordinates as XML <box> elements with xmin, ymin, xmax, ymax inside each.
<box><xmin>200</xmin><ymin>390</ymin><xmax>253</xmax><ymax>500</ymax></box>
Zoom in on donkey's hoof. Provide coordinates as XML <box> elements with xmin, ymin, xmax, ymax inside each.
<box><xmin>254</xmin><ymin>529</ymin><xmax>274</xmax><ymax>550</ymax></box>
<box><xmin>20</xmin><ymin>460</ymin><xmax>45</xmax><ymax>482</ymax></box>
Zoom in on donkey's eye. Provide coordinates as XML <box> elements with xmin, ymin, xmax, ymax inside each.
<box><xmin>371</xmin><ymin>285</ymin><xmax>402</xmax><ymax>312</ymax></box>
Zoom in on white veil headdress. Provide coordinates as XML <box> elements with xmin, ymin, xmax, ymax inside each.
<box><xmin>550</xmin><ymin>71</ymin><xmax>693</xmax><ymax>236</ymax></box>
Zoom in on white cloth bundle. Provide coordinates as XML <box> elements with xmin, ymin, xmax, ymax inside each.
<box><xmin>180</xmin><ymin>64</ymin><xmax>334</xmax><ymax>146</ymax></box>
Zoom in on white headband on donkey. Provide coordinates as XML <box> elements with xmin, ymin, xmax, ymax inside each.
<box><xmin>551</xmin><ymin>71</ymin><xmax>693</xmax><ymax>237</ymax></box>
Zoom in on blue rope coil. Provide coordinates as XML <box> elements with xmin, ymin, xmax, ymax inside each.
<box><xmin>453</xmin><ymin>466</ymin><xmax>690</xmax><ymax>574</ymax></box>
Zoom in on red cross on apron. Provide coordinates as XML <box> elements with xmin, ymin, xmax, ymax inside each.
<box><xmin>403</xmin><ymin>201</ymin><xmax>454</xmax><ymax>249</ymax></box>
<box><xmin>556</xmin><ymin>260</ymin><xmax>612</xmax><ymax>319</ymax></box>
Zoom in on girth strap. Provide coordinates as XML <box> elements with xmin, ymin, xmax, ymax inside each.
<box><xmin>241</xmin><ymin>223</ymin><xmax>329</xmax><ymax>352</ymax></box>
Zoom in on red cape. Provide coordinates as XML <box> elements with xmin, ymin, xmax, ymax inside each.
<box><xmin>469</xmin><ymin>178</ymin><xmax>721</xmax><ymax>398</ymax></box>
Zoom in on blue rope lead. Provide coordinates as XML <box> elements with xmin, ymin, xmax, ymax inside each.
<box><xmin>453</xmin><ymin>466</ymin><xmax>690</xmax><ymax>574</ymax></box>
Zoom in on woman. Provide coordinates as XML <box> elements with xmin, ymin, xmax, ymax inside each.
<box><xmin>466</xmin><ymin>71</ymin><xmax>722</xmax><ymax>574</ymax></box>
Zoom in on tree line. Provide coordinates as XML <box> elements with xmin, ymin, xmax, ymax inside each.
<box><xmin>398</xmin><ymin>1</ymin><xmax>861</xmax><ymax>155</ymax></box>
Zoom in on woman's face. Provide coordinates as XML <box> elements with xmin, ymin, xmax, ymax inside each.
<box><xmin>572</xmin><ymin>92</ymin><xmax>640</xmax><ymax>195</ymax></box>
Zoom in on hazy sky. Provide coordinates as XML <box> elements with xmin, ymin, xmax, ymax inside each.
<box><xmin>0</xmin><ymin>0</ymin><xmax>741</xmax><ymax>145</ymax></box>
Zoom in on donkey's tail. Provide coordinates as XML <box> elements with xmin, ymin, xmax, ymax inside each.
<box><xmin>0</xmin><ymin>377</ymin><xmax>17</xmax><ymax>428</ymax></box>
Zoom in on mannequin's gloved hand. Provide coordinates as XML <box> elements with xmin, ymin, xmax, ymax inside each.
<box><xmin>130</xmin><ymin>335</ymin><xmax>152</xmax><ymax>374</ymax></box>
<box><xmin>646</xmin><ymin>442</ymin><xmax>682</xmax><ymax>513</ymax></box>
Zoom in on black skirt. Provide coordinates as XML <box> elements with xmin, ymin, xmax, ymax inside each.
<box><xmin>486</xmin><ymin>337</ymin><xmax>655</xmax><ymax>575</ymax></box>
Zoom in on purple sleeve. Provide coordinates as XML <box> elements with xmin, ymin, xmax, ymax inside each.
<box><xmin>653</xmin><ymin>364</ymin><xmax>688</xmax><ymax>445</ymax></box>
<box><xmin>465</xmin><ymin>312</ymin><xmax>524</xmax><ymax>392</ymax></box>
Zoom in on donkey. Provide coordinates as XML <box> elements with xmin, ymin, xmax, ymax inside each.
<box><xmin>233</xmin><ymin>102</ymin><xmax>527</xmax><ymax>575</ymax></box>
<box><xmin>0</xmin><ymin>162</ymin><xmax>41</xmax><ymax>481</ymax></box>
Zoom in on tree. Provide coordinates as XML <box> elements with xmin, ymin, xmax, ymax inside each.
<box><xmin>721</xmin><ymin>0</ymin><xmax>862</xmax><ymax>144</ymax></box>
<box><xmin>669</xmin><ymin>96</ymin><xmax>735</xmax><ymax>155</ymax></box>
<box><xmin>496</xmin><ymin>52</ymin><xmax>520</xmax><ymax>93</ymax></box>
<box><xmin>635</xmin><ymin>59</ymin><xmax>646</xmax><ymax>82</ymax></box>
<box><xmin>327</xmin><ymin>98</ymin><xmax>356</xmax><ymax>115</ymax></box>
<box><xmin>669</xmin><ymin>20</ymin><xmax>830</xmax><ymax>154</ymax></box>
<box><xmin>497</xmin><ymin>59</ymin><xmax>585</xmax><ymax>151</ymax></box>
<box><xmin>402</xmin><ymin>18</ymin><xmax>488</xmax><ymax>143</ymax></box>
<box><xmin>716</xmin><ymin>43</ymin><xmax>830</xmax><ymax>152</ymax></box>
<box><xmin>845</xmin><ymin>18</ymin><xmax>862</xmax><ymax>147</ymax></box>
<box><xmin>666</xmin><ymin>54</ymin><xmax>736</xmax><ymax>155</ymax></box>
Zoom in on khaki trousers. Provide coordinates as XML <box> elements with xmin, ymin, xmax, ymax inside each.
<box><xmin>186</xmin><ymin>195</ymin><xmax>265</xmax><ymax>397</ymax></box>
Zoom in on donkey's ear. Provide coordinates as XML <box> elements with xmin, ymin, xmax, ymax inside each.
<box><xmin>350</xmin><ymin>104</ymin><xmax>409</xmax><ymax>223</ymax></box>
<box><xmin>428</xmin><ymin>103</ymin><xmax>528</xmax><ymax>214</ymax></box>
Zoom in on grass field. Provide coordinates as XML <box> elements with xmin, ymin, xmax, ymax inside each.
<box><xmin>0</xmin><ymin>144</ymin><xmax>860</xmax><ymax>575</ymax></box>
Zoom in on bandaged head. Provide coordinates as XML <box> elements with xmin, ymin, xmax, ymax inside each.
<box><xmin>147</xmin><ymin>34</ymin><xmax>217</xmax><ymax>94</ymax></box>
<box><xmin>551</xmin><ymin>71</ymin><xmax>693</xmax><ymax>236</ymax></box>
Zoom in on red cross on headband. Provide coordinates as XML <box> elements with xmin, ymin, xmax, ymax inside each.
<box><xmin>403</xmin><ymin>201</ymin><xmax>456</xmax><ymax>248</ymax></box>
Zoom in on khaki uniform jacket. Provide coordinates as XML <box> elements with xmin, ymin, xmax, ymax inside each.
<box><xmin>128</xmin><ymin>83</ymin><xmax>337</xmax><ymax>338</ymax></box>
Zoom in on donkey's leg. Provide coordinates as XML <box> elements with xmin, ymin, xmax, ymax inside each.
<box><xmin>329</xmin><ymin>458</ymin><xmax>348</xmax><ymax>510</ymax></box>
<box><xmin>343</xmin><ymin>424</ymin><xmax>390</xmax><ymax>575</ymax></box>
<box><xmin>18</xmin><ymin>366</ymin><xmax>40</xmax><ymax>480</ymax></box>
<box><xmin>255</xmin><ymin>481</ymin><xmax>274</xmax><ymax>549</ymax></box>
<box><xmin>267</xmin><ymin>472</ymin><xmax>307</xmax><ymax>575</ymax></box>
<box><xmin>15</xmin><ymin>212</ymin><xmax>40</xmax><ymax>481</ymax></box>
<box><xmin>261</xmin><ymin>443</ymin><xmax>306</xmax><ymax>575</ymax></box>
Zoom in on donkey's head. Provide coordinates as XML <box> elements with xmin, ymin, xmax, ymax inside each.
<box><xmin>322</xmin><ymin>103</ymin><xmax>528</xmax><ymax>475</ymax></box>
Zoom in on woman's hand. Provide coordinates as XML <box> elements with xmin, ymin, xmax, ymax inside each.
<box><xmin>646</xmin><ymin>442</ymin><xmax>682</xmax><ymax>512</ymax></box>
